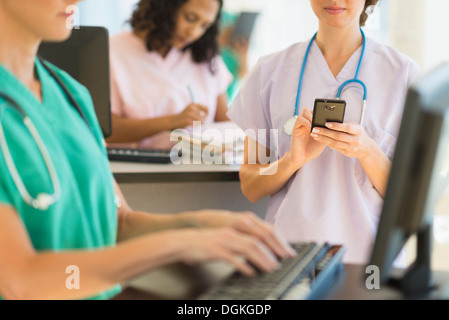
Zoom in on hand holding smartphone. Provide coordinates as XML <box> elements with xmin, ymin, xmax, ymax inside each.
<box><xmin>311</xmin><ymin>99</ymin><xmax>346</xmax><ymax>131</ymax></box>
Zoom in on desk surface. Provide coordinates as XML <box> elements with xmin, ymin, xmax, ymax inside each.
<box><xmin>111</xmin><ymin>161</ymin><xmax>241</xmax><ymax>183</ymax></box>
<box><xmin>113</xmin><ymin>263</ymin><xmax>449</xmax><ymax>300</ymax></box>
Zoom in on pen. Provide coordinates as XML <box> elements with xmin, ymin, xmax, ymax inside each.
<box><xmin>188</xmin><ymin>85</ymin><xmax>206</xmax><ymax>118</ymax></box>
<box><xmin>187</xmin><ymin>85</ymin><xmax>196</xmax><ymax>104</ymax></box>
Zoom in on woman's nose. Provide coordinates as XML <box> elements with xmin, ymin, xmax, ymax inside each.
<box><xmin>186</xmin><ymin>24</ymin><xmax>205</xmax><ymax>40</ymax></box>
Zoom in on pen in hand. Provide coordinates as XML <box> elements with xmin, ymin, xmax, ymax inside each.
<box><xmin>188</xmin><ymin>85</ymin><xmax>206</xmax><ymax>119</ymax></box>
<box><xmin>188</xmin><ymin>85</ymin><xmax>197</xmax><ymax>104</ymax></box>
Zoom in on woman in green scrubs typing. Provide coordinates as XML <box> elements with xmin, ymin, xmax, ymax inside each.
<box><xmin>0</xmin><ymin>0</ymin><xmax>293</xmax><ymax>300</ymax></box>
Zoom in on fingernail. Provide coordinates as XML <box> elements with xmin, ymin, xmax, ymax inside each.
<box><xmin>312</xmin><ymin>128</ymin><xmax>320</xmax><ymax>134</ymax></box>
<box><xmin>311</xmin><ymin>133</ymin><xmax>318</xmax><ymax>138</ymax></box>
<box><xmin>326</xmin><ymin>123</ymin><xmax>333</xmax><ymax>128</ymax></box>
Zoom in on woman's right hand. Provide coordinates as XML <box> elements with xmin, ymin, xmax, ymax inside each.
<box><xmin>288</xmin><ymin>107</ymin><xmax>326</xmax><ymax>165</ymax></box>
<box><xmin>173</xmin><ymin>103</ymin><xmax>209</xmax><ymax>129</ymax></box>
<box><xmin>174</xmin><ymin>227</ymin><xmax>283</xmax><ymax>277</ymax></box>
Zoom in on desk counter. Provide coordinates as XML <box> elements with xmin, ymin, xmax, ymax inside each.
<box><xmin>111</xmin><ymin>161</ymin><xmax>241</xmax><ymax>183</ymax></box>
<box><xmin>110</xmin><ymin>161</ymin><xmax>269</xmax><ymax>217</ymax></box>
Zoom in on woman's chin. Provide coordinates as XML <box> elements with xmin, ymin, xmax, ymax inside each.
<box><xmin>41</xmin><ymin>29</ymin><xmax>73</xmax><ymax>42</ymax></box>
<box><xmin>172</xmin><ymin>39</ymin><xmax>192</xmax><ymax>50</ymax></box>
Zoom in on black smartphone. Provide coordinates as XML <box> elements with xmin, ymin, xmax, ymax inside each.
<box><xmin>311</xmin><ymin>99</ymin><xmax>346</xmax><ymax>131</ymax></box>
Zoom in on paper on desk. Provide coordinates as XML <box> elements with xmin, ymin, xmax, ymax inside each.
<box><xmin>175</xmin><ymin>121</ymin><xmax>246</xmax><ymax>152</ymax></box>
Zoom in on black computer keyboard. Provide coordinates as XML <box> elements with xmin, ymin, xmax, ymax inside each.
<box><xmin>198</xmin><ymin>242</ymin><xmax>345</xmax><ymax>300</ymax></box>
<box><xmin>107</xmin><ymin>147</ymin><xmax>172</xmax><ymax>164</ymax></box>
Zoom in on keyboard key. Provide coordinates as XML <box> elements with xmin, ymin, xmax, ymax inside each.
<box><xmin>107</xmin><ymin>147</ymin><xmax>172</xmax><ymax>164</ymax></box>
<box><xmin>198</xmin><ymin>242</ymin><xmax>345</xmax><ymax>300</ymax></box>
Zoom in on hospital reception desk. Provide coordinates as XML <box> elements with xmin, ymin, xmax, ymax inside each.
<box><xmin>110</xmin><ymin>161</ymin><xmax>269</xmax><ymax>218</ymax></box>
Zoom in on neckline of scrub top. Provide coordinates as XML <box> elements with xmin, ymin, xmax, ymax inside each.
<box><xmin>309</xmin><ymin>39</ymin><xmax>367</xmax><ymax>90</ymax></box>
<box><xmin>0</xmin><ymin>58</ymin><xmax>49</xmax><ymax>107</ymax></box>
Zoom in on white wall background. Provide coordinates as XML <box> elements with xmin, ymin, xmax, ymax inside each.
<box><xmin>422</xmin><ymin>0</ymin><xmax>449</xmax><ymax>71</ymax></box>
<box><xmin>78</xmin><ymin>0</ymin><xmax>138</xmax><ymax>35</ymax></box>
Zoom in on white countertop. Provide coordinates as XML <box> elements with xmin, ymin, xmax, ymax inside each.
<box><xmin>110</xmin><ymin>161</ymin><xmax>241</xmax><ymax>174</ymax></box>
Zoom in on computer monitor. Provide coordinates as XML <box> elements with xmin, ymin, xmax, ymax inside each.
<box><xmin>369</xmin><ymin>62</ymin><xmax>449</xmax><ymax>296</ymax></box>
<box><xmin>38</xmin><ymin>26</ymin><xmax>112</xmax><ymax>138</ymax></box>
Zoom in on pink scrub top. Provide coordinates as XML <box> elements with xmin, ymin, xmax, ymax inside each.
<box><xmin>109</xmin><ymin>31</ymin><xmax>233</xmax><ymax>149</ymax></box>
<box><xmin>228</xmin><ymin>37</ymin><xmax>421</xmax><ymax>264</ymax></box>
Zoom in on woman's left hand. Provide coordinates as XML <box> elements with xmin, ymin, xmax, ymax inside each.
<box><xmin>230</xmin><ymin>37</ymin><xmax>249</xmax><ymax>58</ymax></box>
<box><xmin>310</xmin><ymin>122</ymin><xmax>376</xmax><ymax>160</ymax></box>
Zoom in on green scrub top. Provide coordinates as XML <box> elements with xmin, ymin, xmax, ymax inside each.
<box><xmin>0</xmin><ymin>59</ymin><xmax>120</xmax><ymax>300</ymax></box>
<box><xmin>220</xmin><ymin>11</ymin><xmax>244</xmax><ymax>106</ymax></box>
<box><xmin>221</xmin><ymin>47</ymin><xmax>243</xmax><ymax>105</ymax></box>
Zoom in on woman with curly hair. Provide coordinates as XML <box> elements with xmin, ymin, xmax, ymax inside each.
<box><xmin>228</xmin><ymin>0</ymin><xmax>421</xmax><ymax>265</ymax></box>
<box><xmin>107</xmin><ymin>0</ymin><xmax>233</xmax><ymax>149</ymax></box>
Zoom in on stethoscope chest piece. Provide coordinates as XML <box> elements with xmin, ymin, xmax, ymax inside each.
<box><xmin>283</xmin><ymin>116</ymin><xmax>297</xmax><ymax>136</ymax></box>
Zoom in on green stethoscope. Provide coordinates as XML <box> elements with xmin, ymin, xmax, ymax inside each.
<box><xmin>284</xmin><ymin>29</ymin><xmax>368</xmax><ymax>136</ymax></box>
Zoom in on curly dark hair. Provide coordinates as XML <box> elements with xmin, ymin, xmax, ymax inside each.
<box><xmin>360</xmin><ymin>0</ymin><xmax>380</xmax><ymax>26</ymax></box>
<box><xmin>130</xmin><ymin>0</ymin><xmax>223</xmax><ymax>73</ymax></box>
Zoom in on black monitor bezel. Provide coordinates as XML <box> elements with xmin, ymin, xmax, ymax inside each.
<box><xmin>38</xmin><ymin>26</ymin><xmax>112</xmax><ymax>138</ymax></box>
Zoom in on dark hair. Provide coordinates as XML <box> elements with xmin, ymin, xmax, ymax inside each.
<box><xmin>360</xmin><ymin>0</ymin><xmax>380</xmax><ymax>26</ymax></box>
<box><xmin>130</xmin><ymin>0</ymin><xmax>223</xmax><ymax>73</ymax></box>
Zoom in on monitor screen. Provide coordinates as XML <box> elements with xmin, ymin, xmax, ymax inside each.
<box><xmin>369</xmin><ymin>62</ymin><xmax>449</xmax><ymax>295</ymax></box>
<box><xmin>38</xmin><ymin>26</ymin><xmax>112</xmax><ymax>138</ymax></box>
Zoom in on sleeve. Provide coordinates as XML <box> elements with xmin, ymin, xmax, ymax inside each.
<box><xmin>214</xmin><ymin>55</ymin><xmax>234</xmax><ymax>95</ymax></box>
<box><xmin>0</xmin><ymin>174</ymin><xmax>13</xmax><ymax>207</ymax></box>
<box><xmin>75</xmin><ymin>85</ymin><xmax>111</xmax><ymax>160</ymax></box>
<box><xmin>384</xmin><ymin>58</ymin><xmax>422</xmax><ymax>160</ymax></box>
<box><xmin>109</xmin><ymin>53</ymin><xmax>126</xmax><ymax>117</ymax></box>
<box><xmin>406</xmin><ymin>59</ymin><xmax>422</xmax><ymax>89</ymax></box>
<box><xmin>226</xmin><ymin>58</ymin><xmax>272</xmax><ymax>149</ymax></box>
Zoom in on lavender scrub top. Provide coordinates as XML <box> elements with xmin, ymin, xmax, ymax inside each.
<box><xmin>227</xmin><ymin>36</ymin><xmax>421</xmax><ymax>264</ymax></box>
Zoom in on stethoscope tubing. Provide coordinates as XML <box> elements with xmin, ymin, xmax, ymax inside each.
<box><xmin>0</xmin><ymin>58</ymin><xmax>91</xmax><ymax>210</ymax></box>
<box><xmin>293</xmin><ymin>29</ymin><xmax>368</xmax><ymax>120</ymax></box>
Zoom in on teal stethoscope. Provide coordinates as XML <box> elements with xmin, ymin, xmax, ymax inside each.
<box><xmin>284</xmin><ymin>29</ymin><xmax>368</xmax><ymax>136</ymax></box>
<box><xmin>0</xmin><ymin>57</ymin><xmax>93</xmax><ymax>211</ymax></box>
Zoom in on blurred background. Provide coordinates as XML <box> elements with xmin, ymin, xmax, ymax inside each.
<box><xmin>77</xmin><ymin>0</ymin><xmax>449</xmax><ymax>74</ymax></box>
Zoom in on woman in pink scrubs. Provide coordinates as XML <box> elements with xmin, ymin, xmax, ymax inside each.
<box><xmin>107</xmin><ymin>0</ymin><xmax>233</xmax><ymax>149</ymax></box>
<box><xmin>228</xmin><ymin>0</ymin><xmax>421</xmax><ymax>264</ymax></box>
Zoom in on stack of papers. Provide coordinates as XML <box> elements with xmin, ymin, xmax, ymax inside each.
<box><xmin>171</xmin><ymin>121</ymin><xmax>246</xmax><ymax>164</ymax></box>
